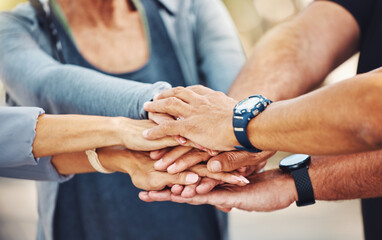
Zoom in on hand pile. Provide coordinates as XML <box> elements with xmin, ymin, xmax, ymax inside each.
<box><xmin>126</xmin><ymin>85</ymin><xmax>299</xmax><ymax>212</ymax></box>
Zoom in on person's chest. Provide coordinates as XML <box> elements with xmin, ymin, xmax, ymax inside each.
<box><xmin>70</xmin><ymin>15</ymin><xmax>149</xmax><ymax>74</ymax></box>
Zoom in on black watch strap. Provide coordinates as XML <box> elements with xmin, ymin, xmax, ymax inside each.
<box><xmin>291</xmin><ymin>167</ymin><xmax>315</xmax><ymax>207</ymax></box>
<box><xmin>233</xmin><ymin>114</ymin><xmax>261</xmax><ymax>153</ymax></box>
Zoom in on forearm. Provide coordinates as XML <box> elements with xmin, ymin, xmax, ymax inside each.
<box><xmin>51</xmin><ymin>148</ymin><xmax>135</xmax><ymax>175</ymax></box>
<box><xmin>32</xmin><ymin>114</ymin><xmax>123</xmax><ymax>157</ymax></box>
<box><xmin>0</xmin><ymin>13</ymin><xmax>169</xmax><ymax>118</ymax></box>
<box><xmin>228</xmin><ymin>1</ymin><xmax>359</xmax><ymax>101</ymax></box>
<box><xmin>248</xmin><ymin>72</ymin><xmax>382</xmax><ymax>155</ymax></box>
<box><xmin>310</xmin><ymin>150</ymin><xmax>382</xmax><ymax>200</ymax></box>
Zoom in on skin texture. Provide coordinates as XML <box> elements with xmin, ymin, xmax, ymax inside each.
<box><xmin>140</xmin><ymin>153</ymin><xmax>382</xmax><ymax>211</ymax></box>
<box><xmin>52</xmin><ymin>147</ymin><xmax>249</xmax><ymax>191</ymax></box>
<box><xmin>47</xmin><ymin>0</ymin><xmax>221</xmax><ymax>191</ymax></box>
<box><xmin>57</xmin><ymin>0</ymin><xmax>149</xmax><ymax>73</ymax></box>
<box><xmin>143</xmin><ymin>72</ymin><xmax>382</xmax><ymax>155</ymax></box>
<box><xmin>33</xmin><ymin>115</ymin><xmax>178</xmax><ymax>158</ymax></box>
<box><xmin>140</xmin><ymin>0</ymin><xmax>382</xmax><ymax>209</ymax></box>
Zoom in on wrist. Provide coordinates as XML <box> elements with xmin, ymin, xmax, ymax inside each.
<box><xmin>112</xmin><ymin>117</ymin><xmax>135</xmax><ymax>147</ymax></box>
<box><xmin>97</xmin><ymin>148</ymin><xmax>134</xmax><ymax>173</ymax></box>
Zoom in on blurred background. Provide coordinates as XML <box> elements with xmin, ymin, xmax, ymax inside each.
<box><xmin>0</xmin><ymin>0</ymin><xmax>362</xmax><ymax>239</ymax></box>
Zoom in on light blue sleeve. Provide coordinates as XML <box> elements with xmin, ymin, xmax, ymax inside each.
<box><xmin>0</xmin><ymin>107</ymin><xmax>72</xmax><ymax>182</ymax></box>
<box><xmin>194</xmin><ymin>0</ymin><xmax>246</xmax><ymax>93</ymax></box>
<box><xmin>0</xmin><ymin>9</ymin><xmax>170</xmax><ymax>118</ymax></box>
<box><xmin>0</xmin><ymin>106</ymin><xmax>43</xmax><ymax>168</ymax></box>
<box><xmin>0</xmin><ymin>156</ymin><xmax>71</xmax><ymax>182</ymax></box>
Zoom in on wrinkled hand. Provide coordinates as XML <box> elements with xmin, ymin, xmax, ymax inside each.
<box><xmin>144</xmin><ymin>148</ymin><xmax>271</xmax><ymax>198</ymax></box>
<box><xmin>207</xmin><ymin>151</ymin><xmax>276</xmax><ymax>173</ymax></box>
<box><xmin>149</xmin><ymin>112</ymin><xmax>218</xmax><ymax>155</ymax></box>
<box><xmin>99</xmin><ymin>147</ymin><xmax>248</xmax><ymax>191</ymax></box>
<box><xmin>139</xmin><ymin>169</ymin><xmax>298</xmax><ymax>212</ymax></box>
<box><xmin>143</xmin><ymin>85</ymin><xmax>240</xmax><ymax>151</ymax></box>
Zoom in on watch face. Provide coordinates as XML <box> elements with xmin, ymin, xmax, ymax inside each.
<box><xmin>280</xmin><ymin>154</ymin><xmax>310</xmax><ymax>167</ymax></box>
<box><xmin>235</xmin><ymin>97</ymin><xmax>261</xmax><ymax>114</ymax></box>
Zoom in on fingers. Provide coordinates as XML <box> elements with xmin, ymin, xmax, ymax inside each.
<box><xmin>180</xmin><ymin>182</ymin><xmax>199</xmax><ymax>198</ymax></box>
<box><xmin>144</xmin><ymin>97</ymin><xmax>192</xmax><ymax>118</ymax></box>
<box><xmin>160</xmin><ymin>171</ymin><xmax>200</xmax><ymax>187</ymax></box>
<box><xmin>171</xmin><ymin>184</ymin><xmax>184</xmax><ymax>195</ymax></box>
<box><xmin>138</xmin><ymin>191</ymin><xmax>153</xmax><ymax>202</ymax></box>
<box><xmin>150</xmin><ymin>148</ymin><xmax>171</xmax><ymax>160</ymax></box>
<box><xmin>174</xmin><ymin>135</ymin><xmax>187</xmax><ymax>145</ymax></box>
<box><xmin>154</xmin><ymin>146</ymin><xmax>193</xmax><ymax>171</ymax></box>
<box><xmin>207</xmin><ymin>151</ymin><xmax>251</xmax><ymax>173</ymax></box>
<box><xmin>190</xmin><ymin>164</ymin><xmax>249</xmax><ymax>186</ymax></box>
<box><xmin>170</xmin><ymin>193</ymin><xmax>210</xmax><ymax>205</ymax></box>
<box><xmin>196</xmin><ymin>178</ymin><xmax>220</xmax><ymax>194</ymax></box>
<box><xmin>207</xmin><ymin>151</ymin><xmax>274</xmax><ymax>173</ymax></box>
<box><xmin>156</xmin><ymin>87</ymin><xmax>202</xmax><ymax>104</ymax></box>
<box><xmin>147</xmin><ymin>190</ymin><xmax>172</xmax><ymax>201</ymax></box>
<box><xmin>142</xmin><ymin>121</ymin><xmax>181</xmax><ymax>140</ymax></box>
<box><xmin>148</xmin><ymin>112</ymin><xmax>174</xmax><ymax>125</ymax></box>
<box><xmin>166</xmin><ymin>150</ymin><xmax>211</xmax><ymax>174</ymax></box>
<box><xmin>187</xmin><ymin>85</ymin><xmax>215</xmax><ymax>95</ymax></box>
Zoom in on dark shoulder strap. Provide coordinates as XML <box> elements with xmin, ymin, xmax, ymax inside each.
<box><xmin>30</xmin><ymin>0</ymin><xmax>47</xmax><ymax>26</ymax></box>
<box><xmin>29</xmin><ymin>0</ymin><xmax>66</xmax><ymax>63</ymax></box>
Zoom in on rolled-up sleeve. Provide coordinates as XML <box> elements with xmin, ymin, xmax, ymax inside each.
<box><xmin>0</xmin><ymin>106</ymin><xmax>43</xmax><ymax>167</ymax></box>
<box><xmin>0</xmin><ymin>107</ymin><xmax>72</xmax><ymax>182</ymax></box>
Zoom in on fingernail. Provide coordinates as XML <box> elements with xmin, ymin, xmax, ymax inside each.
<box><xmin>153</xmin><ymin>94</ymin><xmax>159</xmax><ymax>100</ymax></box>
<box><xmin>176</xmin><ymin>136</ymin><xmax>187</xmax><ymax>145</ymax></box>
<box><xmin>186</xmin><ymin>173</ymin><xmax>199</xmax><ymax>184</ymax></box>
<box><xmin>210</xmin><ymin>161</ymin><xmax>222</xmax><ymax>172</ymax></box>
<box><xmin>142</xmin><ymin>129</ymin><xmax>149</xmax><ymax>137</ymax></box>
<box><xmin>179</xmin><ymin>137</ymin><xmax>187</xmax><ymax>144</ymax></box>
<box><xmin>154</xmin><ymin>159</ymin><xmax>164</xmax><ymax>169</ymax></box>
<box><xmin>167</xmin><ymin>163</ymin><xmax>177</xmax><ymax>173</ymax></box>
<box><xmin>232</xmin><ymin>175</ymin><xmax>243</xmax><ymax>183</ymax></box>
<box><xmin>240</xmin><ymin>175</ymin><xmax>250</xmax><ymax>184</ymax></box>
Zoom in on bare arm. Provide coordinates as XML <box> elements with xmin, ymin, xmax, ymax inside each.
<box><xmin>248</xmin><ymin>70</ymin><xmax>382</xmax><ymax>155</ymax></box>
<box><xmin>140</xmin><ymin>150</ymin><xmax>382</xmax><ymax>211</ymax></box>
<box><xmin>51</xmin><ymin>148</ymin><xmax>249</xmax><ymax>190</ymax></box>
<box><xmin>33</xmin><ymin>115</ymin><xmax>178</xmax><ymax>158</ymax></box>
<box><xmin>228</xmin><ymin>0</ymin><xmax>360</xmax><ymax>101</ymax></box>
<box><xmin>143</xmin><ymin>69</ymin><xmax>382</xmax><ymax>155</ymax></box>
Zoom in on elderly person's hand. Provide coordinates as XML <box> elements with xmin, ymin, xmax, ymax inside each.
<box><xmin>139</xmin><ymin>169</ymin><xmax>298</xmax><ymax>212</ymax></box>
<box><xmin>150</xmin><ymin>146</ymin><xmax>265</xmax><ymax>197</ymax></box>
<box><xmin>98</xmin><ymin>148</ymin><xmax>249</xmax><ymax>191</ymax></box>
<box><xmin>143</xmin><ymin>85</ymin><xmax>240</xmax><ymax>152</ymax></box>
<box><xmin>151</xmin><ymin>145</ymin><xmax>274</xmax><ymax>175</ymax></box>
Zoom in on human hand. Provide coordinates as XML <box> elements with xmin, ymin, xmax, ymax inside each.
<box><xmin>149</xmin><ymin>112</ymin><xmax>219</xmax><ymax>155</ymax></box>
<box><xmin>151</xmin><ymin>146</ymin><xmax>274</xmax><ymax>175</ymax></box>
<box><xmin>139</xmin><ymin>169</ymin><xmax>298</xmax><ymax>212</ymax></box>
<box><xmin>207</xmin><ymin>150</ymin><xmax>276</xmax><ymax>173</ymax></box>
<box><xmin>99</xmin><ymin>147</ymin><xmax>248</xmax><ymax>191</ymax></box>
<box><xmin>148</xmin><ymin>147</ymin><xmax>272</xmax><ymax>197</ymax></box>
<box><xmin>119</xmin><ymin>119</ymin><xmax>179</xmax><ymax>151</ymax></box>
<box><xmin>143</xmin><ymin>85</ymin><xmax>240</xmax><ymax>151</ymax></box>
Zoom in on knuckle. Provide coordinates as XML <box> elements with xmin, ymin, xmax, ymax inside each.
<box><xmin>148</xmin><ymin>176</ymin><xmax>162</xmax><ymax>190</ymax></box>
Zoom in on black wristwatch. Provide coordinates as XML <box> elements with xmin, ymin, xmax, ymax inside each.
<box><xmin>232</xmin><ymin>95</ymin><xmax>272</xmax><ymax>152</ymax></box>
<box><xmin>279</xmin><ymin>154</ymin><xmax>315</xmax><ymax>207</ymax></box>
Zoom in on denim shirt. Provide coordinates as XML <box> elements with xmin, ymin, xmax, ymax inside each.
<box><xmin>0</xmin><ymin>1</ymin><xmax>245</xmax><ymax>240</ymax></box>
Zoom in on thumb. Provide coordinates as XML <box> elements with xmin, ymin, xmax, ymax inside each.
<box><xmin>207</xmin><ymin>151</ymin><xmax>251</xmax><ymax>172</ymax></box>
<box><xmin>142</xmin><ymin>122</ymin><xmax>179</xmax><ymax>140</ymax></box>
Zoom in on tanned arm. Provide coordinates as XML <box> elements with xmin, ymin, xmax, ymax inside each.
<box><xmin>228</xmin><ymin>0</ymin><xmax>360</xmax><ymax>101</ymax></box>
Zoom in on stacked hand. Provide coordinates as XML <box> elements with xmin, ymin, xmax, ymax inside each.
<box><xmin>115</xmin><ymin>85</ymin><xmax>290</xmax><ymax>212</ymax></box>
